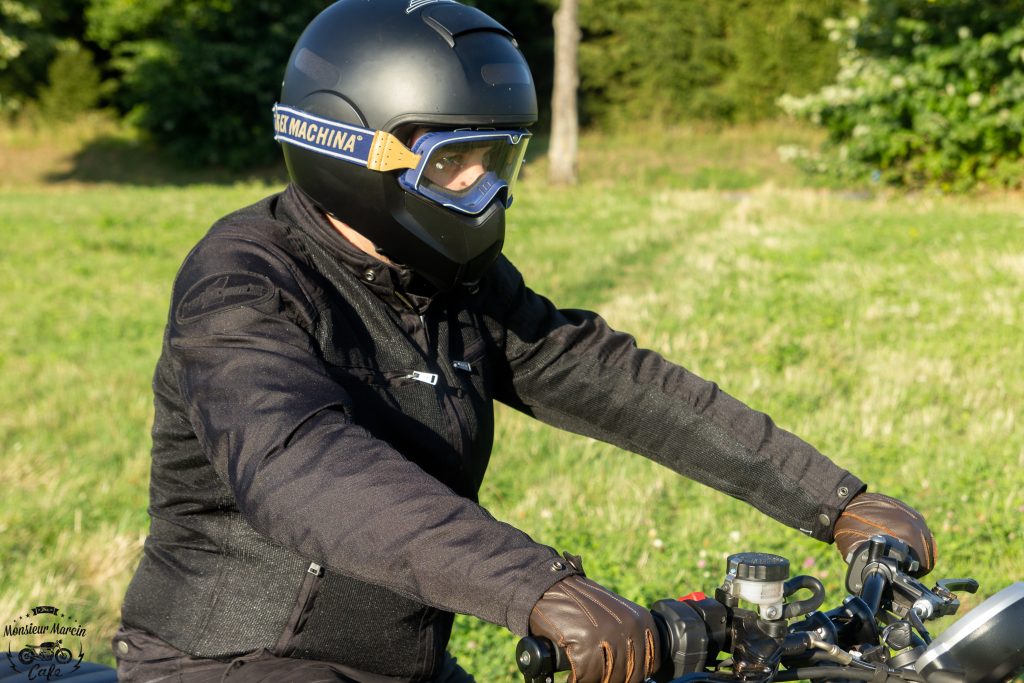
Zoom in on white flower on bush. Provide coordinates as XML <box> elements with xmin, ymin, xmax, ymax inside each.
<box><xmin>967</xmin><ymin>91</ymin><xmax>983</xmax><ymax>108</ymax></box>
<box><xmin>776</xmin><ymin>145</ymin><xmax>809</xmax><ymax>162</ymax></box>
<box><xmin>853</xmin><ymin>124</ymin><xmax>871</xmax><ymax>138</ymax></box>
<box><xmin>958</xmin><ymin>26</ymin><xmax>972</xmax><ymax>41</ymax></box>
<box><xmin>890</xmin><ymin>75</ymin><xmax>907</xmax><ymax>90</ymax></box>
<box><xmin>776</xmin><ymin>93</ymin><xmax>807</xmax><ymax>116</ymax></box>
<box><xmin>946</xmin><ymin>83</ymin><xmax>956</xmax><ymax>96</ymax></box>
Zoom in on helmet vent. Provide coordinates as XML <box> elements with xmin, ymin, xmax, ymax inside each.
<box><xmin>421</xmin><ymin>4</ymin><xmax>513</xmax><ymax>47</ymax></box>
<box><xmin>295</xmin><ymin>48</ymin><xmax>341</xmax><ymax>89</ymax></box>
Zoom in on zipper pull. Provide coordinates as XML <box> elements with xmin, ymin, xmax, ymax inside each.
<box><xmin>308</xmin><ymin>562</ymin><xmax>323</xmax><ymax>576</ymax></box>
<box><xmin>406</xmin><ymin>371</ymin><xmax>439</xmax><ymax>385</ymax></box>
<box><xmin>453</xmin><ymin>360</ymin><xmax>473</xmax><ymax>373</ymax></box>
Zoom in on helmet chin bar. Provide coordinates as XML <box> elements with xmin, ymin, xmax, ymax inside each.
<box><xmin>387</xmin><ymin>185</ymin><xmax>506</xmax><ymax>291</ymax></box>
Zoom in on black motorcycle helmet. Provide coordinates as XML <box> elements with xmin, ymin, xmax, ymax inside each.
<box><xmin>278</xmin><ymin>0</ymin><xmax>538</xmax><ymax>290</ymax></box>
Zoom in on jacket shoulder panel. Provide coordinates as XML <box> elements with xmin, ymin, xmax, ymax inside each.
<box><xmin>170</xmin><ymin>205</ymin><xmax>324</xmax><ymax>338</ymax></box>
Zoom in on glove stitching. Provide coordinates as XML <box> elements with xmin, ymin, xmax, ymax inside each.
<box><xmin>834</xmin><ymin>529</ymin><xmax>873</xmax><ymax>541</ymax></box>
<box><xmin>644</xmin><ymin>628</ymin><xmax>656</xmax><ymax>676</ymax></box>
<box><xmin>566</xmin><ymin>644</ymin><xmax>580</xmax><ymax>683</ymax></box>
<box><xmin>563</xmin><ymin>581</ymin><xmax>601</xmax><ymax>627</ymax></box>
<box><xmin>841</xmin><ymin>494</ymin><xmax>935</xmax><ymax>573</ymax></box>
<box><xmin>600</xmin><ymin>641</ymin><xmax>613</xmax><ymax>683</ymax></box>
<box><xmin>571</xmin><ymin>582</ymin><xmax>626</xmax><ymax>625</ymax></box>
<box><xmin>853</xmin><ymin>499</ymin><xmax>901</xmax><ymax>514</ymax></box>
<box><xmin>576</xmin><ymin>581</ymin><xmax>636</xmax><ymax>621</ymax></box>
<box><xmin>532</xmin><ymin>607</ymin><xmax>579</xmax><ymax>682</ymax></box>
<box><xmin>838</xmin><ymin>512</ymin><xmax>899</xmax><ymax>537</ymax></box>
<box><xmin>920</xmin><ymin>530</ymin><xmax>934</xmax><ymax>569</ymax></box>
<box><xmin>624</xmin><ymin>637</ymin><xmax>635</xmax><ymax>683</ymax></box>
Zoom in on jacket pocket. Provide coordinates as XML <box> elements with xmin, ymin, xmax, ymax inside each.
<box><xmin>272</xmin><ymin>561</ymin><xmax>324</xmax><ymax>657</ymax></box>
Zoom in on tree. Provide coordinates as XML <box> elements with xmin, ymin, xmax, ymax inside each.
<box><xmin>86</xmin><ymin>0</ymin><xmax>323</xmax><ymax>168</ymax></box>
<box><xmin>549</xmin><ymin>0</ymin><xmax>579</xmax><ymax>184</ymax></box>
<box><xmin>575</xmin><ymin>0</ymin><xmax>849</xmax><ymax>126</ymax></box>
<box><xmin>0</xmin><ymin>0</ymin><xmax>91</xmax><ymax>114</ymax></box>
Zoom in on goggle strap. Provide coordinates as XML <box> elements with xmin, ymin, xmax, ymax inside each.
<box><xmin>274</xmin><ymin>104</ymin><xmax>380</xmax><ymax>170</ymax></box>
<box><xmin>367</xmin><ymin>131</ymin><xmax>422</xmax><ymax>172</ymax></box>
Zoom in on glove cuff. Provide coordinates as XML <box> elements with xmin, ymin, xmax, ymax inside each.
<box><xmin>505</xmin><ymin>550</ymin><xmax>585</xmax><ymax>636</ymax></box>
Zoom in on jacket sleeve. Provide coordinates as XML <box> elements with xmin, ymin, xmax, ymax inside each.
<box><xmin>479</xmin><ymin>256</ymin><xmax>865</xmax><ymax>542</ymax></box>
<box><xmin>165</xmin><ymin>234</ymin><xmax>577</xmax><ymax>636</ymax></box>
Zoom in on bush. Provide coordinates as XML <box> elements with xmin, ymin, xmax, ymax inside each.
<box><xmin>89</xmin><ymin>0</ymin><xmax>324</xmax><ymax>170</ymax></box>
<box><xmin>780</xmin><ymin>0</ymin><xmax>1024</xmax><ymax>191</ymax></box>
<box><xmin>37</xmin><ymin>40</ymin><xmax>102</xmax><ymax>119</ymax></box>
<box><xmin>1</xmin><ymin>0</ymin><xmax>48</xmax><ymax>114</ymax></box>
<box><xmin>578</xmin><ymin>0</ymin><xmax>848</xmax><ymax>127</ymax></box>
<box><xmin>725</xmin><ymin>1</ymin><xmax>850</xmax><ymax>121</ymax></box>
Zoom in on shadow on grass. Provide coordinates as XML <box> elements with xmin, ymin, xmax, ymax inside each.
<box><xmin>45</xmin><ymin>134</ymin><xmax>288</xmax><ymax>186</ymax></box>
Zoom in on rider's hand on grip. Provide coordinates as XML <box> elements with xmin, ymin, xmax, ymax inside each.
<box><xmin>834</xmin><ymin>492</ymin><xmax>937</xmax><ymax>575</ymax></box>
<box><xmin>528</xmin><ymin>575</ymin><xmax>659</xmax><ymax>683</ymax></box>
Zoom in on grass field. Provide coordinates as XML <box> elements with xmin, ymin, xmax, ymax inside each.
<box><xmin>1</xmin><ymin>117</ymin><xmax>1022</xmax><ymax>679</ymax></box>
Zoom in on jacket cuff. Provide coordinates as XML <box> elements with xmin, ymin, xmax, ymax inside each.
<box><xmin>504</xmin><ymin>552</ymin><xmax>582</xmax><ymax>636</ymax></box>
<box><xmin>812</xmin><ymin>473</ymin><xmax>866</xmax><ymax>542</ymax></box>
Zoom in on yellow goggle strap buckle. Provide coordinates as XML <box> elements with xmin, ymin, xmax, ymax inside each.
<box><xmin>367</xmin><ymin>131</ymin><xmax>422</xmax><ymax>172</ymax></box>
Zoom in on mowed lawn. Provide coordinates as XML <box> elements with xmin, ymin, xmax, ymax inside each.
<box><xmin>1</xmin><ymin>123</ymin><xmax>1022</xmax><ymax>678</ymax></box>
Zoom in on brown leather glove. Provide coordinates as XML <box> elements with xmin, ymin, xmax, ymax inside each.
<box><xmin>529</xmin><ymin>575</ymin><xmax>659</xmax><ymax>683</ymax></box>
<box><xmin>833</xmin><ymin>492</ymin><xmax>937</xmax><ymax>575</ymax></box>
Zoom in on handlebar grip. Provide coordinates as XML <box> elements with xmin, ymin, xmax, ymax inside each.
<box><xmin>516</xmin><ymin>614</ymin><xmax>675</xmax><ymax>683</ymax></box>
<box><xmin>516</xmin><ymin>636</ymin><xmax>569</xmax><ymax>683</ymax></box>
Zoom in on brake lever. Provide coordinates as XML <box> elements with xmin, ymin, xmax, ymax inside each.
<box><xmin>891</xmin><ymin>574</ymin><xmax>979</xmax><ymax>621</ymax></box>
<box><xmin>846</xmin><ymin>536</ymin><xmax>975</xmax><ymax>622</ymax></box>
<box><xmin>935</xmin><ymin>578</ymin><xmax>979</xmax><ymax>595</ymax></box>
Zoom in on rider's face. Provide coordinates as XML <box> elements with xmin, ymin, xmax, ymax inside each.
<box><xmin>409</xmin><ymin>127</ymin><xmax>490</xmax><ymax>191</ymax></box>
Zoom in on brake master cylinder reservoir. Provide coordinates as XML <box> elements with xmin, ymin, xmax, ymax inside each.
<box><xmin>722</xmin><ymin>552</ymin><xmax>789</xmax><ymax>620</ymax></box>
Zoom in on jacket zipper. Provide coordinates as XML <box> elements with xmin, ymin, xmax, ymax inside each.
<box><xmin>402</xmin><ymin>302</ymin><xmax>469</xmax><ymax>460</ymax></box>
<box><xmin>273</xmin><ymin>561</ymin><xmax>324</xmax><ymax>656</ymax></box>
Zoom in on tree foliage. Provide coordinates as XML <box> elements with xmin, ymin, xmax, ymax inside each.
<box><xmin>781</xmin><ymin>0</ymin><xmax>1024</xmax><ymax>191</ymax></box>
<box><xmin>0</xmin><ymin>0</ymin><xmax>89</xmax><ymax>113</ymax></box>
<box><xmin>2</xmin><ymin>0</ymin><xmax>903</xmax><ymax>174</ymax></box>
<box><xmin>86</xmin><ymin>0</ymin><xmax>323</xmax><ymax>169</ymax></box>
<box><xmin>82</xmin><ymin>0</ymin><xmax>556</xmax><ymax>169</ymax></box>
<box><xmin>36</xmin><ymin>39</ymin><xmax>101</xmax><ymax>119</ymax></box>
<box><xmin>577</xmin><ymin>0</ymin><xmax>849</xmax><ymax>126</ymax></box>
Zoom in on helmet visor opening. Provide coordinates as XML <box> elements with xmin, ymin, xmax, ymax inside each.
<box><xmin>272</xmin><ymin>104</ymin><xmax>530</xmax><ymax>216</ymax></box>
<box><xmin>401</xmin><ymin>130</ymin><xmax>530</xmax><ymax>215</ymax></box>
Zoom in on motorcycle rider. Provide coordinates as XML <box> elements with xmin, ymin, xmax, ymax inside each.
<box><xmin>114</xmin><ymin>1</ymin><xmax>937</xmax><ymax>682</ymax></box>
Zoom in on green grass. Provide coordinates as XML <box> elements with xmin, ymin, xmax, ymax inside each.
<box><xmin>1</xmin><ymin>120</ymin><xmax>1022</xmax><ymax>680</ymax></box>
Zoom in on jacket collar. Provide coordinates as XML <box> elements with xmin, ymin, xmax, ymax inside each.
<box><xmin>278</xmin><ymin>184</ymin><xmax>435</xmax><ymax>313</ymax></box>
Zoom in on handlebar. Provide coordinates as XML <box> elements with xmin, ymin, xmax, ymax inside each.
<box><xmin>515</xmin><ymin>536</ymin><xmax>984</xmax><ymax>683</ymax></box>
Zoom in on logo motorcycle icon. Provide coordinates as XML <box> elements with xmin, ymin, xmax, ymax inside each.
<box><xmin>4</xmin><ymin>606</ymin><xmax>86</xmax><ymax>681</ymax></box>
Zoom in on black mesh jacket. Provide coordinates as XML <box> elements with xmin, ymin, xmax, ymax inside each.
<box><xmin>120</xmin><ymin>185</ymin><xmax>865</xmax><ymax>681</ymax></box>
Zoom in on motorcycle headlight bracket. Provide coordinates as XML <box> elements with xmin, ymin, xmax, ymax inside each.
<box><xmin>915</xmin><ymin>582</ymin><xmax>1024</xmax><ymax>683</ymax></box>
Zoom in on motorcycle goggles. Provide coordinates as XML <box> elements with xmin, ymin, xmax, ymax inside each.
<box><xmin>273</xmin><ymin>104</ymin><xmax>531</xmax><ymax>216</ymax></box>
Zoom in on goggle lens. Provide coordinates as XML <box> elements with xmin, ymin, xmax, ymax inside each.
<box><xmin>406</xmin><ymin>131</ymin><xmax>531</xmax><ymax>215</ymax></box>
